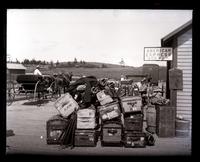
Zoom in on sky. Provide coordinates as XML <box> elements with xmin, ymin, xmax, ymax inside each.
<box><xmin>7</xmin><ymin>9</ymin><xmax>192</xmax><ymax>67</ymax></box>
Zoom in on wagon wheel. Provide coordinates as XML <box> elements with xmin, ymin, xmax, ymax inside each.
<box><xmin>49</xmin><ymin>81</ymin><xmax>60</xmax><ymax>100</ymax></box>
<box><xmin>7</xmin><ymin>81</ymin><xmax>15</xmax><ymax>106</ymax></box>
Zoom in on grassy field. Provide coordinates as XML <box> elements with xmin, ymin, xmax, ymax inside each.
<box><xmin>25</xmin><ymin>65</ymin><xmax>166</xmax><ymax>81</ymax></box>
<box><xmin>27</xmin><ymin>66</ymin><xmax>142</xmax><ymax>80</ymax></box>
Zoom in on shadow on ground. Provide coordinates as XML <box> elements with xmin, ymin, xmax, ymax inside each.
<box><xmin>22</xmin><ymin>99</ymin><xmax>52</xmax><ymax>106</ymax></box>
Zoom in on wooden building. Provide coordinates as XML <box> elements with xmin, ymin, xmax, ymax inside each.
<box><xmin>7</xmin><ymin>63</ymin><xmax>26</xmax><ymax>82</ymax></box>
<box><xmin>161</xmin><ymin>20</ymin><xmax>192</xmax><ymax>134</ymax></box>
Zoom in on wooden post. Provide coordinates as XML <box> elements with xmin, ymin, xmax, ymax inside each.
<box><xmin>166</xmin><ymin>61</ymin><xmax>171</xmax><ymax>99</ymax></box>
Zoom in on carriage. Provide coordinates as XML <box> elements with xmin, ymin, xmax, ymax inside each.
<box><xmin>6</xmin><ymin>74</ymin><xmax>59</xmax><ymax>106</ymax></box>
<box><xmin>6</xmin><ymin>72</ymin><xmax>73</xmax><ymax>106</ymax></box>
<box><xmin>16</xmin><ymin>74</ymin><xmax>59</xmax><ymax>100</ymax></box>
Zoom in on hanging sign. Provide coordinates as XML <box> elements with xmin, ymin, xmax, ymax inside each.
<box><xmin>144</xmin><ymin>47</ymin><xmax>173</xmax><ymax>61</ymax></box>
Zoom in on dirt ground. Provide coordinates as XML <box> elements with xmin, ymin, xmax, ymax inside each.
<box><xmin>6</xmin><ymin>98</ymin><xmax>191</xmax><ymax>156</ymax></box>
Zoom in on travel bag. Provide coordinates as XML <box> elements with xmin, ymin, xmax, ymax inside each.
<box><xmin>46</xmin><ymin>114</ymin><xmax>69</xmax><ymax>144</ymax></box>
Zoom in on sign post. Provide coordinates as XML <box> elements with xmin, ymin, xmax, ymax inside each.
<box><xmin>144</xmin><ymin>47</ymin><xmax>173</xmax><ymax>61</ymax></box>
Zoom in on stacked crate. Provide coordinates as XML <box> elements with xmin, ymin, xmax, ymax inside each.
<box><xmin>98</xmin><ymin>101</ymin><xmax>122</xmax><ymax>146</ymax></box>
<box><xmin>75</xmin><ymin>105</ymin><xmax>98</xmax><ymax>147</ymax></box>
<box><xmin>96</xmin><ymin>90</ymin><xmax>122</xmax><ymax>146</ymax></box>
<box><xmin>46</xmin><ymin>93</ymin><xmax>79</xmax><ymax>145</ymax></box>
<box><xmin>120</xmin><ymin>96</ymin><xmax>146</xmax><ymax>148</ymax></box>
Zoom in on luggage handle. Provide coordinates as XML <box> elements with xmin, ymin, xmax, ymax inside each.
<box><xmin>107</xmin><ymin>129</ymin><xmax>117</xmax><ymax>134</ymax></box>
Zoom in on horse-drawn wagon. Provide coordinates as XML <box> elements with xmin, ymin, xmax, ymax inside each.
<box><xmin>14</xmin><ymin>74</ymin><xmax>57</xmax><ymax>102</ymax></box>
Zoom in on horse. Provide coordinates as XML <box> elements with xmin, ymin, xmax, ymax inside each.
<box><xmin>53</xmin><ymin>72</ymin><xmax>73</xmax><ymax>97</ymax></box>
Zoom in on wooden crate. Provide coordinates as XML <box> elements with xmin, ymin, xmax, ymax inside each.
<box><xmin>156</xmin><ymin>105</ymin><xmax>175</xmax><ymax>137</ymax></box>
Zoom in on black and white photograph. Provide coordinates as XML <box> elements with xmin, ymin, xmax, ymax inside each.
<box><xmin>6</xmin><ymin>9</ymin><xmax>192</xmax><ymax>156</ymax></box>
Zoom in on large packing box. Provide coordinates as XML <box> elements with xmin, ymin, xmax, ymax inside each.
<box><xmin>96</xmin><ymin>90</ymin><xmax>113</xmax><ymax>105</ymax></box>
<box><xmin>54</xmin><ymin>93</ymin><xmax>79</xmax><ymax>118</ymax></box>
<box><xmin>76</xmin><ymin>105</ymin><xmax>97</xmax><ymax>129</ymax></box>
<box><xmin>77</xmin><ymin>106</ymin><xmax>96</xmax><ymax>118</ymax></box>
<box><xmin>120</xmin><ymin>96</ymin><xmax>142</xmax><ymax>114</ymax></box>
<box><xmin>98</xmin><ymin>101</ymin><xmax>121</xmax><ymax>121</ymax></box>
<box><xmin>156</xmin><ymin>105</ymin><xmax>175</xmax><ymax>137</ymax></box>
<box><xmin>77</xmin><ymin>117</ymin><xmax>96</xmax><ymax>129</ymax></box>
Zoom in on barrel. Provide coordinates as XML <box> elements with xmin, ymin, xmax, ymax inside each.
<box><xmin>146</xmin><ymin>105</ymin><xmax>156</xmax><ymax>133</ymax></box>
<box><xmin>175</xmin><ymin>119</ymin><xmax>190</xmax><ymax>137</ymax></box>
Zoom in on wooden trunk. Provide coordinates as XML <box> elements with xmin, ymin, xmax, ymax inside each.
<box><xmin>123</xmin><ymin>113</ymin><xmax>143</xmax><ymax>131</ymax></box>
<box><xmin>101</xmin><ymin>121</ymin><xmax>122</xmax><ymax>146</ymax></box>
<box><xmin>120</xmin><ymin>96</ymin><xmax>142</xmax><ymax>114</ymax></box>
<box><xmin>74</xmin><ymin>129</ymin><xmax>97</xmax><ymax>147</ymax></box>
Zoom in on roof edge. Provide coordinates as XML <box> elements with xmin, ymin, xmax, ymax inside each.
<box><xmin>161</xmin><ymin>19</ymin><xmax>192</xmax><ymax>46</ymax></box>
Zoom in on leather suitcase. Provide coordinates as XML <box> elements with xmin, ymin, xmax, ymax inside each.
<box><xmin>124</xmin><ymin>113</ymin><xmax>143</xmax><ymax>131</ymax></box>
<box><xmin>54</xmin><ymin>93</ymin><xmax>79</xmax><ymax>118</ymax></box>
<box><xmin>98</xmin><ymin>102</ymin><xmax>121</xmax><ymax>121</ymax></box>
<box><xmin>123</xmin><ymin>131</ymin><xmax>146</xmax><ymax>148</ymax></box>
<box><xmin>74</xmin><ymin>129</ymin><xmax>97</xmax><ymax>147</ymax></box>
<box><xmin>101</xmin><ymin>121</ymin><xmax>122</xmax><ymax>146</ymax></box>
<box><xmin>46</xmin><ymin>114</ymin><xmax>69</xmax><ymax>145</ymax></box>
<box><xmin>96</xmin><ymin>90</ymin><xmax>113</xmax><ymax>105</ymax></box>
<box><xmin>120</xmin><ymin>96</ymin><xmax>142</xmax><ymax>114</ymax></box>
<box><xmin>77</xmin><ymin>117</ymin><xmax>96</xmax><ymax>129</ymax></box>
<box><xmin>77</xmin><ymin>105</ymin><xmax>96</xmax><ymax>118</ymax></box>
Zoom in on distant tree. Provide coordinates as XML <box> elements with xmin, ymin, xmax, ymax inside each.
<box><xmin>37</xmin><ymin>60</ymin><xmax>41</xmax><ymax>65</ymax></box>
<box><xmin>31</xmin><ymin>58</ymin><xmax>36</xmax><ymax>65</ymax></box>
<box><xmin>74</xmin><ymin>57</ymin><xmax>77</xmax><ymax>64</ymax></box>
<box><xmin>82</xmin><ymin>60</ymin><xmax>86</xmax><ymax>64</ymax></box>
<box><xmin>23</xmin><ymin>59</ymin><xmax>30</xmax><ymax>64</ymax></box>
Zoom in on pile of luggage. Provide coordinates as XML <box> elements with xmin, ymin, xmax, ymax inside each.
<box><xmin>46</xmin><ymin>76</ymin><xmax>155</xmax><ymax>148</ymax></box>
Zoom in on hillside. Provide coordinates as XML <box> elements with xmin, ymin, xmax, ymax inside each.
<box><xmin>24</xmin><ymin>62</ymin><xmax>166</xmax><ymax>81</ymax></box>
<box><xmin>87</xmin><ymin>62</ymin><xmax>134</xmax><ymax>68</ymax></box>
